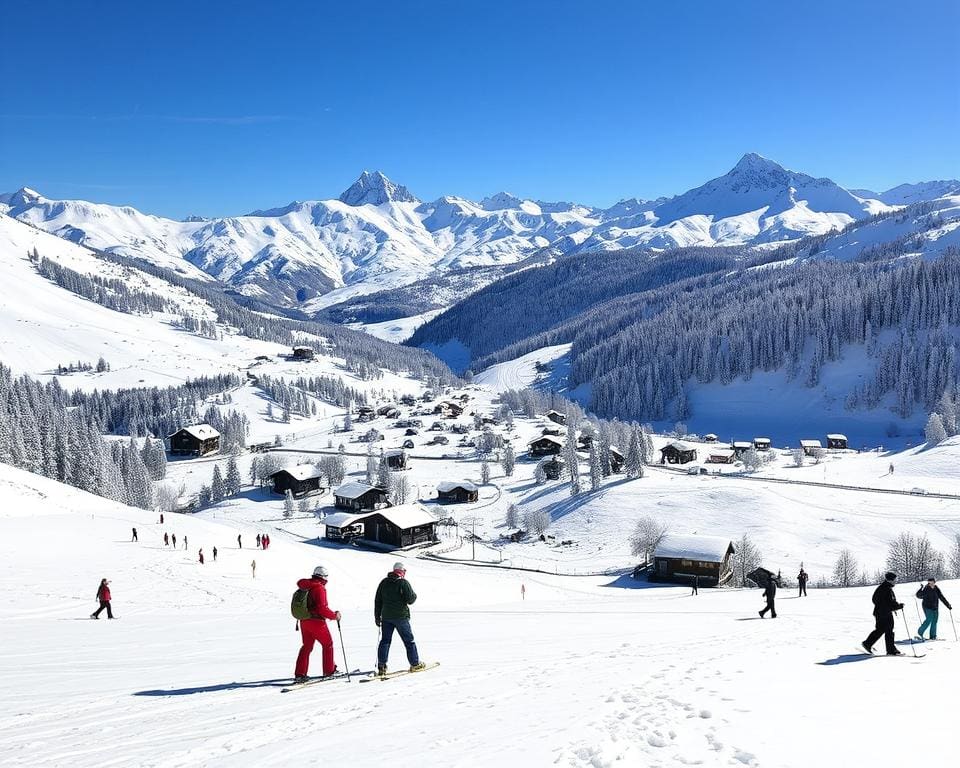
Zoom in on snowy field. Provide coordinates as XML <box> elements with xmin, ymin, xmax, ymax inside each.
<box><xmin>2</xmin><ymin>463</ymin><xmax>959</xmax><ymax>768</ymax></box>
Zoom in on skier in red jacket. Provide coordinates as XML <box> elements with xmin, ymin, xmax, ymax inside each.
<box><xmin>294</xmin><ymin>565</ymin><xmax>341</xmax><ymax>681</ymax></box>
<box><xmin>91</xmin><ymin>578</ymin><xmax>114</xmax><ymax>619</ymax></box>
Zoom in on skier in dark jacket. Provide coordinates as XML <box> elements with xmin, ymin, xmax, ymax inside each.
<box><xmin>375</xmin><ymin>562</ymin><xmax>424</xmax><ymax>676</ymax></box>
<box><xmin>131</xmin><ymin>527</ymin><xmax>138</xmax><ymax>542</ymax></box>
<box><xmin>797</xmin><ymin>568</ymin><xmax>808</xmax><ymax>597</ymax></box>
<box><xmin>863</xmin><ymin>572</ymin><xmax>904</xmax><ymax>655</ymax></box>
<box><xmin>91</xmin><ymin>578</ymin><xmax>114</xmax><ymax>619</ymax></box>
<box><xmin>916</xmin><ymin>578</ymin><xmax>952</xmax><ymax>640</ymax></box>
<box><xmin>759</xmin><ymin>577</ymin><xmax>778</xmax><ymax>618</ymax></box>
<box><xmin>294</xmin><ymin>565</ymin><xmax>341</xmax><ymax>682</ymax></box>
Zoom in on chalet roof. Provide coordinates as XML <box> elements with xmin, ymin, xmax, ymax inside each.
<box><xmin>732</xmin><ymin>441</ymin><xmax>753</xmax><ymax>449</ymax></box>
<box><xmin>707</xmin><ymin>449</ymin><xmax>735</xmax><ymax>458</ymax></box>
<box><xmin>799</xmin><ymin>440</ymin><xmax>822</xmax><ymax>448</ymax></box>
<box><xmin>323</xmin><ymin>511</ymin><xmax>371</xmax><ymax>529</ymax></box>
<box><xmin>662</xmin><ymin>441</ymin><xmax>693</xmax><ymax>451</ymax></box>
<box><xmin>272</xmin><ymin>463</ymin><xmax>323</xmax><ymax>482</ymax></box>
<box><xmin>530</xmin><ymin>435</ymin><xmax>563</xmax><ymax>447</ymax></box>
<box><xmin>546</xmin><ymin>409</ymin><xmax>565</xmax><ymax>417</ymax></box>
<box><xmin>609</xmin><ymin>446</ymin><xmax>623</xmax><ymax>458</ymax></box>
<box><xmin>334</xmin><ymin>481</ymin><xmax>382</xmax><ymax>500</ymax></box>
<box><xmin>704</xmin><ymin>433</ymin><xmax>718</xmax><ymax>440</ymax></box>
<box><xmin>827</xmin><ymin>433</ymin><xmax>848</xmax><ymax>441</ymax></box>
<box><xmin>655</xmin><ymin>534</ymin><xmax>734</xmax><ymax>563</ymax></box>
<box><xmin>384</xmin><ymin>449</ymin><xmax>406</xmax><ymax>457</ymax></box>
<box><xmin>169</xmin><ymin>424</ymin><xmax>220</xmax><ymax>440</ymax></box>
<box><xmin>437</xmin><ymin>481</ymin><xmax>478</xmax><ymax>493</ymax></box>
<box><xmin>753</xmin><ymin>437</ymin><xmax>771</xmax><ymax>443</ymax></box>
<box><xmin>373</xmin><ymin>503</ymin><xmax>436</xmax><ymax>529</ymax></box>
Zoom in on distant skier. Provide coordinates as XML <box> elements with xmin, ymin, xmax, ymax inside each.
<box><xmin>163</xmin><ymin>532</ymin><xmax>169</xmax><ymax>547</ymax></box>
<box><xmin>183</xmin><ymin>535</ymin><xmax>188</xmax><ymax>550</ymax></box>
<box><xmin>797</xmin><ymin>568</ymin><xmax>809</xmax><ymax>597</ymax></box>
<box><xmin>759</xmin><ymin>576</ymin><xmax>777</xmax><ymax>618</ymax></box>
<box><xmin>862</xmin><ymin>572</ymin><xmax>904</xmax><ymax>655</ymax></box>
<box><xmin>212</xmin><ymin>546</ymin><xmax>218</xmax><ymax>561</ymax></box>
<box><xmin>251</xmin><ymin>559</ymin><xmax>256</xmax><ymax>578</ymax></box>
<box><xmin>256</xmin><ymin>533</ymin><xmax>262</xmax><ymax>548</ymax></box>
<box><xmin>375</xmin><ymin>562</ymin><xmax>425</xmax><ymax>676</ymax></box>
<box><xmin>199</xmin><ymin>549</ymin><xmax>205</xmax><ymax>565</ymax></box>
<box><xmin>131</xmin><ymin>527</ymin><xmax>138</xmax><ymax>542</ymax></box>
<box><xmin>889</xmin><ymin>463</ymin><xmax>895</xmax><ymax>475</ymax></box>
<box><xmin>172</xmin><ymin>533</ymin><xmax>177</xmax><ymax>548</ymax></box>
<box><xmin>916</xmin><ymin>578</ymin><xmax>952</xmax><ymax>641</ymax></box>
<box><xmin>91</xmin><ymin>578</ymin><xmax>114</xmax><ymax>619</ymax></box>
<box><xmin>293</xmin><ymin>565</ymin><xmax>341</xmax><ymax>682</ymax></box>
<box><xmin>160</xmin><ymin>513</ymin><xmax>164</xmax><ymax>525</ymax></box>
<box><xmin>237</xmin><ymin>534</ymin><xmax>242</xmax><ymax>549</ymax></box>
<box><xmin>691</xmin><ymin>574</ymin><xmax>700</xmax><ymax>596</ymax></box>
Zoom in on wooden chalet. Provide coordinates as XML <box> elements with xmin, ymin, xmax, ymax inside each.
<box><xmin>706</xmin><ymin>448</ymin><xmax>735</xmax><ymax>464</ymax></box>
<box><xmin>732</xmin><ymin>441</ymin><xmax>753</xmax><ymax>459</ymax></box>
<box><xmin>292</xmin><ymin>346</ymin><xmax>315</xmax><ymax>360</ymax></box>
<box><xmin>270</xmin><ymin>464</ymin><xmax>325</xmax><ymax>498</ymax></box>
<box><xmin>322</xmin><ymin>511</ymin><xmax>367</xmax><ymax>542</ymax></box>
<box><xmin>356</xmin><ymin>405</ymin><xmax>376</xmax><ymax>422</ymax></box>
<box><xmin>800</xmin><ymin>439</ymin><xmax>822</xmax><ymax>456</ymax></box>
<box><xmin>360</xmin><ymin>504</ymin><xmax>438</xmax><ymax>549</ymax></box>
<box><xmin>703</xmin><ymin>433</ymin><xmax>718</xmax><ymax>443</ymax></box>
<box><xmin>577</xmin><ymin>433</ymin><xmax>594</xmax><ymax>450</ymax></box>
<box><xmin>651</xmin><ymin>534</ymin><xmax>735</xmax><ymax>586</ymax></box>
<box><xmin>168</xmin><ymin>424</ymin><xmax>221</xmax><ymax>457</ymax></box>
<box><xmin>545</xmin><ymin>410</ymin><xmax>566</xmax><ymax>426</ymax></box>
<box><xmin>433</xmin><ymin>401</ymin><xmax>464</xmax><ymax>418</ymax></box>
<box><xmin>529</xmin><ymin>435</ymin><xmax>563</xmax><ymax>456</ymax></box>
<box><xmin>609</xmin><ymin>447</ymin><xmax>625</xmax><ymax>474</ymax></box>
<box><xmin>826</xmin><ymin>433</ymin><xmax>848</xmax><ymax>450</ymax></box>
<box><xmin>753</xmin><ymin>437</ymin><xmax>772</xmax><ymax>451</ymax></box>
<box><xmin>436</xmin><ymin>480</ymin><xmax>479</xmax><ymax>504</ymax></box>
<box><xmin>542</xmin><ymin>457</ymin><xmax>564</xmax><ymax>480</ymax></box>
<box><xmin>660</xmin><ymin>441</ymin><xmax>697</xmax><ymax>465</ymax></box>
<box><xmin>384</xmin><ymin>449</ymin><xmax>408</xmax><ymax>470</ymax></box>
<box><xmin>333</xmin><ymin>481</ymin><xmax>388</xmax><ymax>512</ymax></box>
<box><xmin>400</xmin><ymin>394</ymin><xmax>416</xmax><ymax>406</ymax></box>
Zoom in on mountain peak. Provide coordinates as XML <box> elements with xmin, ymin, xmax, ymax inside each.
<box><xmin>338</xmin><ymin>171</ymin><xmax>418</xmax><ymax>206</ymax></box>
<box><xmin>4</xmin><ymin>187</ymin><xmax>44</xmax><ymax>207</ymax></box>
<box><xmin>731</xmin><ymin>153</ymin><xmax>786</xmax><ymax>175</ymax></box>
<box><xmin>480</xmin><ymin>191</ymin><xmax>523</xmax><ymax>211</ymax></box>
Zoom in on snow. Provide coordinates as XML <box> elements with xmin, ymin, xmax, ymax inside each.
<box><xmin>174</xmin><ymin>424</ymin><xmax>221</xmax><ymax>440</ymax></box>
<box><xmin>274</xmin><ymin>464</ymin><xmax>323</xmax><ymax>482</ymax></box>
<box><xmin>655</xmin><ymin>534</ymin><xmax>734</xmax><ymax>562</ymax></box>
<box><xmin>333</xmin><ymin>481</ymin><xmax>378</xmax><ymax>500</ymax></box>
<box><xmin>474</xmin><ymin>343</ymin><xmax>572</xmax><ymax>393</ymax></box>
<box><xmin>437</xmin><ymin>480</ymin><xmax>478</xmax><ymax>493</ymax></box>
<box><xmin>371</xmin><ymin>503</ymin><xmax>436</xmax><ymax>529</ymax></box>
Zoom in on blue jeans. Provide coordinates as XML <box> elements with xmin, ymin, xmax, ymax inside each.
<box><xmin>378</xmin><ymin>619</ymin><xmax>419</xmax><ymax>666</ymax></box>
<box><xmin>918</xmin><ymin>608</ymin><xmax>939</xmax><ymax>639</ymax></box>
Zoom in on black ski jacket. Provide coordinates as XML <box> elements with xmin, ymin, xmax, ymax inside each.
<box><xmin>916</xmin><ymin>585</ymin><xmax>952</xmax><ymax>612</ymax></box>
<box><xmin>763</xmin><ymin>581</ymin><xmax>777</xmax><ymax>601</ymax></box>
<box><xmin>871</xmin><ymin>581</ymin><xmax>901</xmax><ymax>617</ymax></box>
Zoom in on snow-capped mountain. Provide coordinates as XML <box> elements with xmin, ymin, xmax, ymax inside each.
<box><xmin>4</xmin><ymin>155</ymin><xmax>947</xmax><ymax>310</ymax></box>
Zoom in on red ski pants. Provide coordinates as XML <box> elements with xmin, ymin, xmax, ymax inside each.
<box><xmin>295</xmin><ymin>619</ymin><xmax>335</xmax><ymax>677</ymax></box>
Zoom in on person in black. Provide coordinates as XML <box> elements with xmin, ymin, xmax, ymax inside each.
<box><xmin>131</xmin><ymin>527</ymin><xmax>138</xmax><ymax>542</ymax></box>
<box><xmin>212</xmin><ymin>546</ymin><xmax>218</xmax><ymax>561</ymax></box>
<box><xmin>863</xmin><ymin>571</ymin><xmax>904</xmax><ymax>655</ymax></box>
<box><xmin>916</xmin><ymin>578</ymin><xmax>952</xmax><ymax>640</ymax></box>
<box><xmin>759</xmin><ymin>576</ymin><xmax>778</xmax><ymax>618</ymax></box>
<box><xmin>691</xmin><ymin>574</ymin><xmax>699</xmax><ymax>595</ymax></box>
<box><xmin>237</xmin><ymin>534</ymin><xmax>242</xmax><ymax>549</ymax></box>
<box><xmin>797</xmin><ymin>568</ymin><xmax>808</xmax><ymax>597</ymax></box>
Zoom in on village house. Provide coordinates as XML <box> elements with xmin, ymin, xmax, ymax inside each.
<box><xmin>542</xmin><ymin>457</ymin><xmax>565</xmax><ymax>480</ymax></box>
<box><xmin>529</xmin><ymin>435</ymin><xmax>563</xmax><ymax>457</ymax></box>
<box><xmin>358</xmin><ymin>504</ymin><xmax>438</xmax><ymax>549</ymax></box>
<box><xmin>753</xmin><ymin>437</ymin><xmax>772</xmax><ymax>451</ymax></box>
<box><xmin>650</xmin><ymin>534</ymin><xmax>735</xmax><ymax>586</ymax></box>
<box><xmin>706</xmin><ymin>448</ymin><xmax>735</xmax><ymax>464</ymax></box>
<box><xmin>269</xmin><ymin>464</ymin><xmax>326</xmax><ymax>498</ymax></box>
<box><xmin>436</xmin><ymin>481</ymin><xmax>479</xmax><ymax>504</ymax></box>
<box><xmin>545</xmin><ymin>409</ymin><xmax>566</xmax><ymax>426</ymax></box>
<box><xmin>800</xmin><ymin>439</ymin><xmax>822</xmax><ymax>456</ymax></box>
<box><xmin>659</xmin><ymin>441</ymin><xmax>697</xmax><ymax>465</ymax></box>
<box><xmin>703</xmin><ymin>433</ymin><xmax>718</xmax><ymax>443</ymax></box>
<box><xmin>168</xmin><ymin>424</ymin><xmax>221</xmax><ymax>457</ymax></box>
<box><xmin>291</xmin><ymin>346</ymin><xmax>315</xmax><ymax>360</ymax></box>
<box><xmin>383</xmin><ymin>449</ymin><xmax>408</xmax><ymax>470</ymax></box>
<box><xmin>321</xmin><ymin>511</ymin><xmax>366</xmax><ymax>543</ymax></box>
<box><xmin>732</xmin><ymin>441</ymin><xmax>753</xmax><ymax>459</ymax></box>
<box><xmin>356</xmin><ymin>405</ymin><xmax>376</xmax><ymax>422</ymax></box>
<box><xmin>826</xmin><ymin>433</ymin><xmax>848</xmax><ymax>450</ymax></box>
<box><xmin>433</xmin><ymin>401</ymin><xmax>464</xmax><ymax>418</ymax></box>
<box><xmin>333</xmin><ymin>481</ymin><xmax>389</xmax><ymax>512</ymax></box>
<box><xmin>609</xmin><ymin>447</ymin><xmax>625</xmax><ymax>473</ymax></box>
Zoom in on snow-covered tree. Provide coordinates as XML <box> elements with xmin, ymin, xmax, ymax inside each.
<box><xmin>524</xmin><ymin>508</ymin><xmax>551</xmax><ymax>535</ymax></box>
<box><xmin>949</xmin><ymin>534</ymin><xmax>960</xmax><ymax>579</ymax></box>
<box><xmin>377</xmin><ymin>454</ymin><xmax>390</xmax><ymax>489</ymax></box>
<box><xmin>210</xmin><ymin>464</ymin><xmax>226</xmax><ymax>503</ymax></box>
<box><xmin>731</xmin><ymin>533</ymin><xmax>763</xmax><ymax>587</ymax></box>
<box><xmin>791</xmin><ymin>448</ymin><xmax>805</xmax><ymax>467</ymax></box>
<box><xmin>500</xmin><ymin>443</ymin><xmax>516</xmax><ymax>477</ymax></box>
<box><xmin>588</xmin><ymin>442</ymin><xmax>602</xmax><ymax>492</ymax></box>
<box><xmin>505</xmin><ymin>503</ymin><xmax>519</xmax><ymax>528</ymax></box>
<box><xmin>388</xmin><ymin>472</ymin><xmax>412</xmax><ymax>505</ymax></box>
<box><xmin>625</xmin><ymin>428</ymin><xmax>644</xmax><ymax>479</ymax></box>
<box><xmin>225</xmin><ymin>455</ymin><xmax>242</xmax><ymax>496</ymax></box>
<box><xmin>534</xmin><ymin>462</ymin><xmax>546</xmax><ymax>485</ymax></box>
<box><xmin>283</xmin><ymin>489</ymin><xmax>295</xmax><ymax>518</ymax></box>
<box><xmin>741</xmin><ymin>448</ymin><xmax>762</xmax><ymax>472</ymax></box>
<box><xmin>925</xmin><ymin>413</ymin><xmax>948</xmax><ymax>445</ymax></box>
<box><xmin>480</xmin><ymin>460</ymin><xmax>491</xmax><ymax>485</ymax></box>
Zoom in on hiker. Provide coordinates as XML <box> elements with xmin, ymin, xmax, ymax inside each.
<box><xmin>199</xmin><ymin>549</ymin><xmax>205</xmax><ymax>565</ymax></box>
<box><xmin>691</xmin><ymin>574</ymin><xmax>700</xmax><ymax>596</ymax></box>
<box><xmin>759</xmin><ymin>576</ymin><xmax>777</xmax><ymax>618</ymax></box>
<box><xmin>172</xmin><ymin>533</ymin><xmax>177</xmax><ymax>548</ymax></box>
<box><xmin>916</xmin><ymin>578</ymin><xmax>952</xmax><ymax>641</ymax></box>
<box><xmin>131</xmin><ymin>527</ymin><xmax>138</xmax><ymax>542</ymax></box>
<box><xmin>256</xmin><ymin>533</ymin><xmax>262</xmax><ymax>548</ymax></box>
<box><xmin>183</xmin><ymin>535</ymin><xmax>188</xmax><ymax>550</ymax></box>
<box><xmin>237</xmin><ymin>534</ymin><xmax>242</xmax><ymax>549</ymax></box>
<box><xmin>163</xmin><ymin>532</ymin><xmax>169</xmax><ymax>547</ymax></box>
<box><xmin>212</xmin><ymin>546</ymin><xmax>218</xmax><ymax>561</ymax></box>
<box><xmin>91</xmin><ymin>578</ymin><xmax>114</xmax><ymax>619</ymax></box>
<box><xmin>294</xmin><ymin>565</ymin><xmax>341</xmax><ymax>682</ymax></box>
<box><xmin>797</xmin><ymin>568</ymin><xmax>809</xmax><ymax>597</ymax></box>
<box><xmin>375</xmin><ymin>562</ymin><xmax>424</xmax><ymax>676</ymax></box>
<box><xmin>263</xmin><ymin>534</ymin><xmax>270</xmax><ymax>550</ymax></box>
<box><xmin>863</xmin><ymin>572</ymin><xmax>904</xmax><ymax>655</ymax></box>
<box><xmin>251</xmin><ymin>559</ymin><xmax>256</xmax><ymax>578</ymax></box>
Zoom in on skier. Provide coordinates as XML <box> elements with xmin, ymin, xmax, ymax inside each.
<box><xmin>294</xmin><ymin>565</ymin><xmax>341</xmax><ymax>682</ymax></box>
<box><xmin>172</xmin><ymin>533</ymin><xmax>177</xmax><ymax>548</ymax></box>
<box><xmin>375</xmin><ymin>562</ymin><xmax>425</xmax><ymax>676</ymax></box>
<box><xmin>163</xmin><ymin>532</ymin><xmax>169</xmax><ymax>547</ymax></box>
<box><xmin>797</xmin><ymin>568</ymin><xmax>809</xmax><ymax>597</ymax></box>
<box><xmin>256</xmin><ymin>533</ymin><xmax>262</xmax><ymax>548</ymax></box>
<box><xmin>862</xmin><ymin>572</ymin><xmax>904</xmax><ymax>655</ymax></box>
<box><xmin>199</xmin><ymin>548</ymin><xmax>205</xmax><ymax>565</ymax></box>
<box><xmin>183</xmin><ymin>535</ymin><xmax>188</xmax><ymax>550</ymax></box>
<box><xmin>131</xmin><ymin>527</ymin><xmax>138</xmax><ymax>542</ymax></box>
<box><xmin>691</xmin><ymin>574</ymin><xmax>700</xmax><ymax>596</ymax></box>
<box><xmin>91</xmin><ymin>578</ymin><xmax>114</xmax><ymax>619</ymax></box>
<box><xmin>759</xmin><ymin>576</ymin><xmax>777</xmax><ymax>618</ymax></box>
<box><xmin>889</xmin><ymin>463</ymin><xmax>894</xmax><ymax>475</ymax></box>
<box><xmin>916</xmin><ymin>578</ymin><xmax>952</xmax><ymax>641</ymax></box>
<box><xmin>212</xmin><ymin>546</ymin><xmax>218</xmax><ymax>561</ymax></box>
<box><xmin>237</xmin><ymin>534</ymin><xmax>242</xmax><ymax>549</ymax></box>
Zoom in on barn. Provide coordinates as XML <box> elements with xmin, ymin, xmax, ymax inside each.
<box><xmin>434</xmin><ymin>401</ymin><xmax>464</xmax><ymax>418</ymax></box>
<box><xmin>333</xmin><ymin>481</ymin><xmax>389</xmax><ymax>512</ymax></box>
<box><xmin>322</xmin><ymin>511</ymin><xmax>368</xmax><ymax>543</ymax></box>
<box><xmin>753</xmin><ymin>437</ymin><xmax>772</xmax><ymax>451</ymax></box>
<box><xmin>270</xmin><ymin>464</ymin><xmax>326</xmax><ymax>498</ymax></box>
<box><xmin>529</xmin><ymin>435</ymin><xmax>563</xmax><ymax>456</ymax></box>
<box><xmin>292</xmin><ymin>346</ymin><xmax>315</xmax><ymax>360</ymax></box>
<box><xmin>360</xmin><ymin>504</ymin><xmax>438</xmax><ymax>549</ymax></box>
<box><xmin>732</xmin><ymin>441</ymin><xmax>753</xmax><ymax>459</ymax></box>
<box><xmin>168</xmin><ymin>424</ymin><xmax>221</xmax><ymax>457</ymax></box>
<box><xmin>436</xmin><ymin>481</ymin><xmax>479</xmax><ymax>504</ymax></box>
<box><xmin>826</xmin><ymin>433</ymin><xmax>848</xmax><ymax>450</ymax></box>
<box><xmin>545</xmin><ymin>410</ymin><xmax>566</xmax><ymax>425</ymax></box>
<box><xmin>800</xmin><ymin>439</ymin><xmax>822</xmax><ymax>456</ymax></box>
<box><xmin>651</xmin><ymin>534</ymin><xmax>735</xmax><ymax>586</ymax></box>
<box><xmin>706</xmin><ymin>448</ymin><xmax>735</xmax><ymax>464</ymax></box>
<box><xmin>660</xmin><ymin>441</ymin><xmax>697</xmax><ymax>465</ymax></box>
<box><xmin>384</xmin><ymin>449</ymin><xmax>408</xmax><ymax>470</ymax></box>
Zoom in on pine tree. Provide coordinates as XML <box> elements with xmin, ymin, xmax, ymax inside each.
<box><xmin>366</xmin><ymin>454</ymin><xmax>378</xmax><ymax>486</ymax></box>
<box><xmin>210</xmin><ymin>464</ymin><xmax>226</xmax><ymax>502</ymax></box>
<box><xmin>505</xmin><ymin>503</ymin><xmax>519</xmax><ymax>528</ymax></box>
<box><xmin>500</xmin><ymin>443</ymin><xmax>516</xmax><ymax>477</ymax></box>
<box><xmin>377</xmin><ymin>454</ymin><xmax>390</xmax><ymax>489</ymax></box>
<box><xmin>925</xmin><ymin>412</ymin><xmax>948</xmax><ymax>445</ymax></box>
<box><xmin>589</xmin><ymin>442</ymin><xmax>602</xmax><ymax>492</ymax></box>
<box><xmin>481</xmin><ymin>460</ymin><xmax>491</xmax><ymax>485</ymax></box>
<box><xmin>625</xmin><ymin>428</ymin><xmax>643</xmax><ymax>479</ymax></box>
<box><xmin>225</xmin><ymin>455</ymin><xmax>241</xmax><ymax>496</ymax></box>
<box><xmin>283</xmin><ymin>489</ymin><xmax>295</xmax><ymax>518</ymax></box>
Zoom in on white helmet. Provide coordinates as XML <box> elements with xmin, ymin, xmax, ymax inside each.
<box><xmin>312</xmin><ymin>565</ymin><xmax>329</xmax><ymax>578</ymax></box>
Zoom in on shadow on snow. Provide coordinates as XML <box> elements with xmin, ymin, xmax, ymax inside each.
<box><xmin>133</xmin><ymin>678</ymin><xmax>292</xmax><ymax>696</ymax></box>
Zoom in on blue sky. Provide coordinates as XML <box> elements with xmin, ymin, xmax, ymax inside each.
<box><xmin>1</xmin><ymin>0</ymin><xmax>957</xmax><ymax>218</ymax></box>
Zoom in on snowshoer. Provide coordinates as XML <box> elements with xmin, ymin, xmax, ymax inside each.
<box><xmin>131</xmin><ymin>527</ymin><xmax>138</xmax><ymax>542</ymax></box>
<box><xmin>183</xmin><ymin>535</ymin><xmax>188</xmax><ymax>550</ymax></box>
<box><xmin>916</xmin><ymin>578</ymin><xmax>952</xmax><ymax>640</ymax></box>
<box><xmin>294</xmin><ymin>565</ymin><xmax>341</xmax><ymax>682</ymax></box>
<box><xmin>91</xmin><ymin>578</ymin><xmax>114</xmax><ymax>619</ymax></box>
<box><xmin>375</xmin><ymin>562</ymin><xmax>424</xmax><ymax>676</ymax></box>
<box><xmin>759</xmin><ymin>577</ymin><xmax>778</xmax><ymax>618</ymax></box>
<box><xmin>798</xmin><ymin>568</ymin><xmax>808</xmax><ymax>597</ymax></box>
<box><xmin>160</xmin><ymin>513</ymin><xmax>164</xmax><ymax>525</ymax></box>
<box><xmin>212</xmin><ymin>546</ymin><xmax>218</xmax><ymax>561</ymax></box>
<box><xmin>863</xmin><ymin>572</ymin><xmax>904</xmax><ymax>655</ymax></box>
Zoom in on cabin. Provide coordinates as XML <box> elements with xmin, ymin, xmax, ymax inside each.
<box><xmin>356</xmin><ymin>405</ymin><xmax>376</xmax><ymax>422</ymax></box>
<box><xmin>826</xmin><ymin>433</ymin><xmax>848</xmax><ymax>450</ymax></box>
<box><xmin>434</xmin><ymin>401</ymin><xmax>464</xmax><ymax>418</ymax></box>
<box><xmin>292</xmin><ymin>346</ymin><xmax>315</xmax><ymax>360</ymax></box>
<box><xmin>168</xmin><ymin>424</ymin><xmax>221</xmax><ymax>457</ymax></box>
<box><xmin>400</xmin><ymin>394</ymin><xmax>416</xmax><ymax>406</ymax></box>
<box><xmin>703</xmin><ymin>433</ymin><xmax>718</xmax><ymax>443</ymax></box>
<box><xmin>542</xmin><ymin>457</ymin><xmax>565</xmax><ymax>480</ymax></box>
<box><xmin>333</xmin><ymin>482</ymin><xmax>389</xmax><ymax>512</ymax></box>
<box><xmin>800</xmin><ymin>439</ymin><xmax>823</xmax><ymax>456</ymax></box>
<box><xmin>436</xmin><ymin>481</ymin><xmax>479</xmax><ymax>504</ymax></box>
<box><xmin>270</xmin><ymin>464</ymin><xmax>325</xmax><ymax>498</ymax></box>
<box><xmin>248</xmin><ymin>441</ymin><xmax>272</xmax><ymax>453</ymax></box>
<box><xmin>429</xmin><ymin>435</ymin><xmax>449</xmax><ymax>446</ymax></box>
<box><xmin>545</xmin><ymin>410</ymin><xmax>566</xmax><ymax>426</ymax></box>
<box><xmin>384</xmin><ymin>449</ymin><xmax>408</xmax><ymax>470</ymax></box>
<box><xmin>577</xmin><ymin>433</ymin><xmax>594</xmax><ymax>450</ymax></box>
<box><xmin>753</xmin><ymin>437</ymin><xmax>772</xmax><ymax>451</ymax></box>
<box><xmin>360</xmin><ymin>504</ymin><xmax>438</xmax><ymax>549</ymax></box>
<box><xmin>323</xmin><ymin>511</ymin><xmax>367</xmax><ymax>543</ymax></box>
<box><xmin>706</xmin><ymin>448</ymin><xmax>735</xmax><ymax>464</ymax></box>
<box><xmin>529</xmin><ymin>435</ymin><xmax>563</xmax><ymax>456</ymax></box>
<box><xmin>541</xmin><ymin>426</ymin><xmax>563</xmax><ymax>436</ymax></box>
<box><xmin>609</xmin><ymin>447</ymin><xmax>625</xmax><ymax>474</ymax></box>
<box><xmin>732</xmin><ymin>441</ymin><xmax>753</xmax><ymax>459</ymax></box>
<box><xmin>660</xmin><ymin>441</ymin><xmax>697</xmax><ymax>465</ymax></box>
<box><xmin>651</xmin><ymin>534</ymin><xmax>735</xmax><ymax>586</ymax></box>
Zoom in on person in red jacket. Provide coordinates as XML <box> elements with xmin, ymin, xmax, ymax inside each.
<box><xmin>91</xmin><ymin>578</ymin><xmax>114</xmax><ymax>619</ymax></box>
<box><xmin>294</xmin><ymin>565</ymin><xmax>341</xmax><ymax>681</ymax></box>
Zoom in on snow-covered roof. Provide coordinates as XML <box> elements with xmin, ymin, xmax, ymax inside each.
<box><xmin>384</xmin><ymin>449</ymin><xmax>405</xmax><ymax>457</ymax></box>
<box><xmin>374</xmin><ymin>503</ymin><xmax>436</xmax><ymax>529</ymax></box>
<box><xmin>799</xmin><ymin>440</ymin><xmax>822</xmax><ymax>448</ymax></box>
<box><xmin>708</xmin><ymin>449</ymin><xmax>735</xmax><ymax>458</ymax></box>
<box><xmin>334</xmin><ymin>481</ymin><xmax>381</xmax><ymax>500</ymax></box>
<box><xmin>655</xmin><ymin>534</ymin><xmax>734</xmax><ymax>562</ymax></box>
<box><xmin>732</xmin><ymin>441</ymin><xmax>753</xmax><ymax>448</ymax></box>
<box><xmin>753</xmin><ymin>437</ymin><xmax>771</xmax><ymax>443</ymax></box>
<box><xmin>663</xmin><ymin>441</ymin><xmax>693</xmax><ymax>451</ymax></box>
<box><xmin>437</xmin><ymin>481</ymin><xmax>478</xmax><ymax>493</ymax></box>
<box><xmin>827</xmin><ymin>434</ymin><xmax>848</xmax><ymax>441</ymax></box>
<box><xmin>169</xmin><ymin>423</ymin><xmax>220</xmax><ymax>440</ymax></box>
<box><xmin>704</xmin><ymin>433</ymin><xmax>718</xmax><ymax>439</ymax></box>
<box><xmin>273</xmin><ymin>463</ymin><xmax>323</xmax><ymax>482</ymax></box>
<box><xmin>530</xmin><ymin>435</ymin><xmax>563</xmax><ymax>446</ymax></box>
<box><xmin>323</xmin><ymin>512</ymin><xmax>370</xmax><ymax>529</ymax></box>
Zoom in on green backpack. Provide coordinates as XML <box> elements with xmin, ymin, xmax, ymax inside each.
<box><xmin>290</xmin><ymin>588</ymin><xmax>312</xmax><ymax>620</ymax></box>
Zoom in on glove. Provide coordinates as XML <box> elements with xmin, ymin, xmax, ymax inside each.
<box><xmin>896</xmin><ymin>603</ymin><xmax>904</xmax><ymax>611</ymax></box>
<box><xmin>375</xmin><ymin>618</ymin><xmax>381</xmax><ymax>627</ymax></box>
<box><xmin>334</xmin><ymin>611</ymin><xmax>342</xmax><ymax>621</ymax></box>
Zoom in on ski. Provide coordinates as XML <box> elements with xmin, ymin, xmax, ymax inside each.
<box><xmin>359</xmin><ymin>662</ymin><xmax>440</xmax><ymax>682</ymax></box>
<box><xmin>281</xmin><ymin>669</ymin><xmax>365</xmax><ymax>692</ymax></box>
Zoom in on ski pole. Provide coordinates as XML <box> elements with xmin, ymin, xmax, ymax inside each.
<box><xmin>899</xmin><ymin>608</ymin><xmax>919</xmax><ymax>657</ymax></box>
<box><xmin>950</xmin><ymin>608</ymin><xmax>958</xmax><ymax>642</ymax></box>
<box><xmin>336</xmin><ymin>619</ymin><xmax>351</xmax><ymax>682</ymax></box>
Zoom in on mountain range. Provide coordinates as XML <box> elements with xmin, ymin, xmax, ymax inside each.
<box><xmin>3</xmin><ymin>155</ymin><xmax>956</xmax><ymax>313</ymax></box>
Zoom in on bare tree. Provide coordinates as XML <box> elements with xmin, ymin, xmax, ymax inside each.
<box><xmin>731</xmin><ymin>533</ymin><xmax>763</xmax><ymax>587</ymax></box>
<box><xmin>505</xmin><ymin>503</ymin><xmax>519</xmax><ymax>528</ymax></box>
<box><xmin>523</xmin><ymin>508</ymin><xmax>552</xmax><ymax>535</ymax></box>
<box><xmin>791</xmin><ymin>448</ymin><xmax>805</xmax><ymax>467</ymax></box>
<box><xmin>630</xmin><ymin>516</ymin><xmax>669</xmax><ymax>566</ymax></box>
<box><xmin>810</xmin><ymin>447</ymin><xmax>826</xmax><ymax>464</ymax></box>
<box><xmin>389</xmin><ymin>472</ymin><xmax>412</xmax><ymax>505</ymax></box>
<box><xmin>832</xmin><ymin>549</ymin><xmax>860</xmax><ymax>587</ymax></box>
